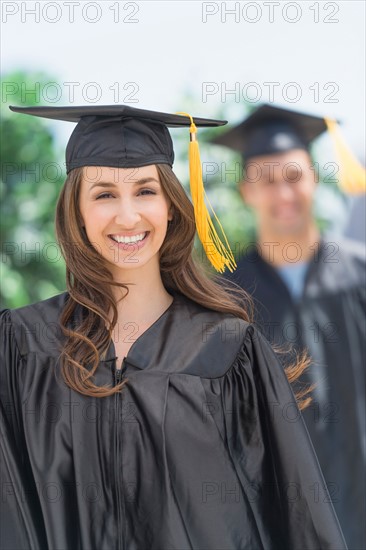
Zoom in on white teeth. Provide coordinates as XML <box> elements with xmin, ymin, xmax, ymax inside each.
<box><xmin>110</xmin><ymin>232</ymin><xmax>146</xmax><ymax>244</ymax></box>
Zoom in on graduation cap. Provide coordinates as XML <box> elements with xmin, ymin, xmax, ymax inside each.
<box><xmin>211</xmin><ymin>103</ymin><xmax>365</xmax><ymax>194</ymax></box>
<box><xmin>9</xmin><ymin>104</ymin><xmax>236</xmax><ymax>273</ymax></box>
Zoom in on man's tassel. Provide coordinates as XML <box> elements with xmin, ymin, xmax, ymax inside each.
<box><xmin>325</xmin><ymin>118</ymin><xmax>366</xmax><ymax>194</ymax></box>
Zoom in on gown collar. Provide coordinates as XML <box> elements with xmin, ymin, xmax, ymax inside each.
<box><xmin>102</xmin><ymin>290</ymin><xmax>177</xmax><ymax>370</ymax></box>
<box><xmin>98</xmin><ymin>290</ymin><xmax>245</xmax><ymax>377</ymax></box>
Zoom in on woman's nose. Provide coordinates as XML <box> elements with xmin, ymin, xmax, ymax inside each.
<box><xmin>114</xmin><ymin>198</ymin><xmax>142</xmax><ymax>227</ymax></box>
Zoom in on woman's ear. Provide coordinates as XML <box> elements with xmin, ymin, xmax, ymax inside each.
<box><xmin>79</xmin><ymin>206</ymin><xmax>85</xmax><ymax>228</ymax></box>
<box><xmin>168</xmin><ymin>206</ymin><xmax>174</xmax><ymax>221</ymax></box>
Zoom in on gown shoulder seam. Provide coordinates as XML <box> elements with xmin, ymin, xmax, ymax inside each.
<box><xmin>1</xmin><ymin>309</ymin><xmax>23</xmax><ymax>360</ymax></box>
<box><xmin>198</xmin><ymin>323</ymin><xmax>256</xmax><ymax>380</ymax></box>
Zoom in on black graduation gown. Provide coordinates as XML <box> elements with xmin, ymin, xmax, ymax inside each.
<box><xmin>226</xmin><ymin>236</ymin><xmax>365</xmax><ymax>550</ymax></box>
<box><xmin>0</xmin><ymin>291</ymin><xmax>347</xmax><ymax>550</ymax></box>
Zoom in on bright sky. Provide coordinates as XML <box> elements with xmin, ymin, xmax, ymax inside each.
<box><xmin>2</xmin><ymin>0</ymin><xmax>365</xmax><ymax>156</ymax></box>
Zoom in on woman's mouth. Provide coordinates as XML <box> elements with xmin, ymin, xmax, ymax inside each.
<box><xmin>108</xmin><ymin>231</ymin><xmax>149</xmax><ymax>249</ymax></box>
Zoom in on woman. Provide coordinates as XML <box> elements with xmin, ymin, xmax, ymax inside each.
<box><xmin>1</xmin><ymin>105</ymin><xmax>346</xmax><ymax>549</ymax></box>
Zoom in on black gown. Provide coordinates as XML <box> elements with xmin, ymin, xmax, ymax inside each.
<box><xmin>1</xmin><ymin>290</ymin><xmax>347</xmax><ymax>550</ymax></box>
<box><xmin>226</xmin><ymin>236</ymin><xmax>365</xmax><ymax>550</ymax></box>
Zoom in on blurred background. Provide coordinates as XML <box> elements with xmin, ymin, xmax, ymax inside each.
<box><xmin>1</xmin><ymin>0</ymin><xmax>365</xmax><ymax>308</ymax></box>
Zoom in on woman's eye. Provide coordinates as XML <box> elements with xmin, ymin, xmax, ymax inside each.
<box><xmin>96</xmin><ymin>192</ymin><xmax>114</xmax><ymax>199</ymax></box>
<box><xmin>94</xmin><ymin>189</ymin><xmax>157</xmax><ymax>199</ymax></box>
<box><xmin>138</xmin><ymin>189</ymin><xmax>156</xmax><ymax>196</ymax></box>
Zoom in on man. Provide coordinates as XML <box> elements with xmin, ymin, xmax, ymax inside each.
<box><xmin>213</xmin><ymin>104</ymin><xmax>365</xmax><ymax>549</ymax></box>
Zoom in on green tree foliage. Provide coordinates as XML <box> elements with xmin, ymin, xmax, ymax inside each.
<box><xmin>1</xmin><ymin>72</ymin><xmax>66</xmax><ymax>308</ymax></box>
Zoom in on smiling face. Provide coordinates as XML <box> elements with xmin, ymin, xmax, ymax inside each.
<box><xmin>79</xmin><ymin>165</ymin><xmax>173</xmax><ymax>278</ymax></box>
<box><xmin>240</xmin><ymin>149</ymin><xmax>317</xmax><ymax>236</ymax></box>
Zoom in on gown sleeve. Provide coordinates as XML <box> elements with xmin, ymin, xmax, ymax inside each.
<box><xmin>222</xmin><ymin>324</ymin><xmax>348</xmax><ymax>550</ymax></box>
<box><xmin>0</xmin><ymin>309</ymin><xmax>47</xmax><ymax>550</ymax></box>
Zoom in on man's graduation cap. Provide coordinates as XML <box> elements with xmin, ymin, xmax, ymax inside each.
<box><xmin>9</xmin><ymin>104</ymin><xmax>236</xmax><ymax>273</ymax></box>
<box><xmin>211</xmin><ymin>103</ymin><xmax>365</xmax><ymax>194</ymax></box>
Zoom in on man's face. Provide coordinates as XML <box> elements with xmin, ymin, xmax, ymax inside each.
<box><xmin>239</xmin><ymin>149</ymin><xmax>317</xmax><ymax>236</ymax></box>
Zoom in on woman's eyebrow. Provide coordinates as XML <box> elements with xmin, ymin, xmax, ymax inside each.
<box><xmin>89</xmin><ymin>177</ymin><xmax>160</xmax><ymax>191</ymax></box>
<box><xmin>89</xmin><ymin>181</ymin><xmax>118</xmax><ymax>190</ymax></box>
<box><xmin>132</xmin><ymin>177</ymin><xmax>160</xmax><ymax>186</ymax></box>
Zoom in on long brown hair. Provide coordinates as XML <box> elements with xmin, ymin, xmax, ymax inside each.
<box><xmin>55</xmin><ymin>164</ymin><xmax>311</xmax><ymax>407</ymax></box>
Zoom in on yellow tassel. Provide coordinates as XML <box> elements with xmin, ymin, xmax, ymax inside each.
<box><xmin>176</xmin><ymin>112</ymin><xmax>236</xmax><ymax>273</ymax></box>
<box><xmin>325</xmin><ymin>118</ymin><xmax>366</xmax><ymax>194</ymax></box>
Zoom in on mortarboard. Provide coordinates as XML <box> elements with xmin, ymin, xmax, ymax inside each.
<box><xmin>9</xmin><ymin>104</ymin><xmax>237</xmax><ymax>272</ymax></box>
<box><xmin>211</xmin><ymin>104</ymin><xmax>326</xmax><ymax>158</ymax></box>
<box><xmin>210</xmin><ymin>103</ymin><xmax>365</xmax><ymax>194</ymax></box>
<box><xmin>9</xmin><ymin>105</ymin><xmax>226</xmax><ymax>173</ymax></box>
